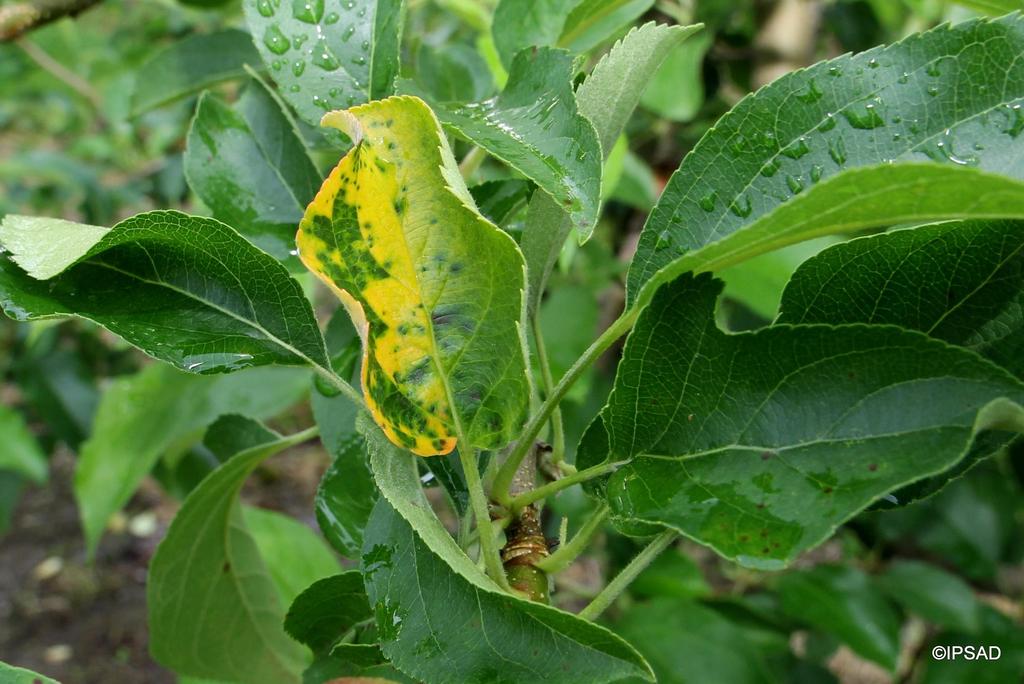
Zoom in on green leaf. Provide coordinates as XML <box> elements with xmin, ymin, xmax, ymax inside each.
<box><xmin>520</xmin><ymin>21</ymin><xmax>703</xmax><ymax>313</ymax></box>
<box><xmin>243</xmin><ymin>0</ymin><xmax>404</xmax><ymax>126</ymax></box>
<box><xmin>0</xmin><ymin>405</ymin><xmax>47</xmax><ymax>484</ymax></box>
<box><xmin>0</xmin><ymin>211</ymin><xmax>330</xmax><ymax>375</ymax></box>
<box><xmin>284</xmin><ymin>572</ymin><xmax>372</xmax><ymax>654</ymax></box>
<box><xmin>779</xmin><ymin>220</ymin><xmax>1024</xmax><ymax>378</ymax></box>
<box><xmin>627</xmin><ymin>15</ymin><xmax>1024</xmax><ymax>311</ymax></box>
<box><xmin>577</xmin><ymin>274</ymin><xmax>1024</xmax><ymax>568</ymax></box>
<box><xmin>421</xmin><ymin>47</ymin><xmax>603</xmax><ymax>238</ymax></box>
<box><xmin>148</xmin><ymin>426</ymin><xmax>316</xmax><ymax>684</ymax></box>
<box><xmin>491</xmin><ymin>0</ymin><xmax>578</xmax><ymax>68</ymax></box>
<box><xmin>362</xmin><ymin>498</ymin><xmax>654</xmax><ymax>684</ymax></box>
<box><xmin>559</xmin><ymin>0</ymin><xmax>654</xmax><ymax>54</ymax></box>
<box><xmin>246</xmin><ymin>506</ymin><xmax>342</xmax><ymax>607</ymax></box>
<box><xmin>185</xmin><ymin>77</ymin><xmax>321</xmax><ymax>263</ymax></box>
<box><xmin>952</xmin><ymin>1</ymin><xmax>1024</xmax><ymax>15</ymax></box>
<box><xmin>74</xmin><ymin>364</ymin><xmax>309</xmax><ymax>556</ymax></box>
<box><xmin>630</xmin><ymin>548</ymin><xmax>711</xmax><ymax>600</ymax></box>
<box><xmin>720</xmin><ymin>237</ymin><xmax>840</xmax><ymax>320</ymax></box>
<box><xmin>0</xmin><ymin>661</ymin><xmax>60</xmax><ymax>684</ymax></box>
<box><xmin>492</xmin><ymin>0</ymin><xmax>651</xmax><ymax>67</ymax></box>
<box><xmin>777</xmin><ymin>566</ymin><xmax>901</xmax><ymax>670</ymax></box>
<box><xmin>412</xmin><ymin>42</ymin><xmax>494</xmax><ymax>103</ymax></box>
<box><xmin>876</xmin><ymin>560</ymin><xmax>981</xmax><ymax>632</ymax></box>
<box><xmin>297</xmin><ymin>96</ymin><xmax>529</xmax><ymax>455</ymax></box>
<box><xmin>131</xmin><ymin>29</ymin><xmax>262</xmax><ymax>116</ymax></box>
<box><xmin>613</xmin><ymin>598</ymin><xmax>773</xmax><ymax>684</ymax></box>
<box><xmin>363</xmin><ymin>417</ymin><xmax>654</xmax><ymax>683</ymax></box>
<box><xmin>640</xmin><ymin>31</ymin><xmax>712</xmax><ymax>122</ymax></box>
<box><xmin>919</xmin><ymin>605</ymin><xmax>1024</xmax><ymax>684</ymax></box>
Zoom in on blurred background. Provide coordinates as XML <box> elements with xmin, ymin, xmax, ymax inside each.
<box><xmin>1</xmin><ymin>1</ymin><xmax>1021</xmax><ymax>682</ymax></box>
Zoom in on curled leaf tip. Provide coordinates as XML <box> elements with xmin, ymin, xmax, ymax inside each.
<box><xmin>321</xmin><ymin>109</ymin><xmax>362</xmax><ymax>144</ymax></box>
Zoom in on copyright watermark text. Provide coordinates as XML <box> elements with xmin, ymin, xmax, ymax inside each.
<box><xmin>931</xmin><ymin>645</ymin><xmax>1001</xmax><ymax>661</ymax></box>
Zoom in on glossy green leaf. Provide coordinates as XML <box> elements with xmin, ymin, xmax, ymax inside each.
<box><xmin>559</xmin><ymin>0</ymin><xmax>654</xmax><ymax>54</ymax></box>
<box><xmin>297</xmin><ymin>96</ymin><xmax>529</xmax><ymax>455</ymax></box>
<box><xmin>185</xmin><ymin>77</ymin><xmax>321</xmax><ymax>262</ymax></box>
<box><xmin>577</xmin><ymin>274</ymin><xmax>1024</xmax><ymax>568</ymax></box>
<box><xmin>779</xmin><ymin>220</ymin><xmax>1024</xmax><ymax>378</ymax></box>
<box><xmin>362</xmin><ymin>417</ymin><xmax>654</xmax><ymax>683</ymax></box>
<box><xmin>246</xmin><ymin>506</ymin><xmax>342</xmax><ymax>607</ymax></box>
<box><xmin>131</xmin><ymin>29</ymin><xmax>261</xmax><ymax>116</ymax></box>
<box><xmin>284</xmin><ymin>572</ymin><xmax>372</xmax><ymax>654</ymax></box>
<box><xmin>876</xmin><ymin>560</ymin><xmax>981</xmax><ymax>632</ymax></box>
<box><xmin>148</xmin><ymin>425</ymin><xmax>317</xmax><ymax>684</ymax></box>
<box><xmin>243</xmin><ymin>0</ymin><xmax>404</xmax><ymax>126</ymax></box>
<box><xmin>313</xmin><ymin>385</ymin><xmax>375</xmax><ymax>558</ymax></box>
<box><xmin>0</xmin><ymin>211</ymin><xmax>330</xmax><ymax>375</ymax></box>
<box><xmin>74</xmin><ymin>364</ymin><xmax>309</xmax><ymax>556</ymax></box>
<box><xmin>778</xmin><ymin>566</ymin><xmax>901</xmax><ymax>670</ymax></box>
<box><xmin>422</xmin><ymin>47</ymin><xmax>602</xmax><ymax>238</ymax></box>
<box><xmin>640</xmin><ymin>31</ymin><xmax>712</xmax><ymax>122</ymax></box>
<box><xmin>627</xmin><ymin>15</ymin><xmax>1024</xmax><ymax>310</ymax></box>
<box><xmin>521</xmin><ymin>21</ymin><xmax>700</xmax><ymax>312</ymax></box>
<box><xmin>491</xmin><ymin>0</ymin><xmax>578</xmax><ymax>68</ymax></box>
<box><xmin>0</xmin><ymin>661</ymin><xmax>60</xmax><ymax>684</ymax></box>
<box><xmin>0</xmin><ymin>404</ymin><xmax>47</xmax><ymax>484</ymax></box>
<box><xmin>614</xmin><ymin>598</ymin><xmax>773</xmax><ymax>684</ymax></box>
<box><xmin>362</xmin><ymin>499</ymin><xmax>654</xmax><ymax>684</ymax></box>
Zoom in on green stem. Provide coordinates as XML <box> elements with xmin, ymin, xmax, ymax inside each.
<box><xmin>536</xmin><ymin>505</ymin><xmax>609</xmax><ymax>574</ymax></box>
<box><xmin>458</xmin><ymin>145</ymin><xmax>487</xmax><ymax>180</ymax></box>
<box><xmin>494</xmin><ymin>308</ymin><xmax>638</xmax><ymax>506</ymax></box>
<box><xmin>313</xmin><ymin>365</ymin><xmax>367</xmax><ymax>411</ymax></box>
<box><xmin>507</xmin><ymin>461</ymin><xmax>621</xmax><ymax>512</ymax></box>
<box><xmin>531</xmin><ymin>315</ymin><xmax>565</xmax><ymax>466</ymax></box>
<box><xmin>459</xmin><ymin>447</ymin><xmax>513</xmax><ymax>591</ymax></box>
<box><xmin>579</xmin><ymin>530</ymin><xmax>677</xmax><ymax>621</ymax></box>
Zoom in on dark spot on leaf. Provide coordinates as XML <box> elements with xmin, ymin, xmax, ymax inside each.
<box><xmin>761</xmin><ymin>451</ymin><xmax>773</xmax><ymax>460</ymax></box>
<box><xmin>868</xmin><ymin>463</ymin><xmax>878</xmax><ymax>471</ymax></box>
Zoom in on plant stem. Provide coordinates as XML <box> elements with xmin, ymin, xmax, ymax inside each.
<box><xmin>531</xmin><ymin>315</ymin><xmax>565</xmax><ymax>466</ymax></box>
<box><xmin>459</xmin><ymin>447</ymin><xmax>513</xmax><ymax>591</ymax></box>
<box><xmin>579</xmin><ymin>530</ymin><xmax>677</xmax><ymax>621</ymax></box>
<box><xmin>313</xmin><ymin>365</ymin><xmax>367</xmax><ymax>411</ymax></box>
<box><xmin>507</xmin><ymin>461</ymin><xmax>621</xmax><ymax>512</ymax></box>
<box><xmin>458</xmin><ymin>145</ymin><xmax>487</xmax><ymax>180</ymax></box>
<box><xmin>536</xmin><ymin>505</ymin><xmax>609</xmax><ymax>574</ymax></box>
<box><xmin>0</xmin><ymin>0</ymin><xmax>101</xmax><ymax>41</ymax></box>
<box><xmin>494</xmin><ymin>307</ymin><xmax>638</xmax><ymax>506</ymax></box>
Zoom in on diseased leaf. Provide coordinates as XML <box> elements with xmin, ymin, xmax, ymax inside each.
<box><xmin>0</xmin><ymin>404</ymin><xmax>47</xmax><ymax>484</ymax></box>
<box><xmin>419</xmin><ymin>47</ymin><xmax>602</xmax><ymax>238</ymax></box>
<box><xmin>779</xmin><ymin>220</ymin><xmax>1024</xmax><ymax>378</ymax></box>
<box><xmin>577</xmin><ymin>274</ymin><xmax>1024</xmax><ymax>568</ymax></box>
<box><xmin>876</xmin><ymin>560</ymin><xmax>981</xmax><ymax>632</ymax></box>
<box><xmin>148</xmin><ymin>426</ymin><xmax>317</xmax><ymax>684</ymax></box>
<box><xmin>627</xmin><ymin>15</ymin><xmax>1024</xmax><ymax>311</ymax></box>
<box><xmin>363</xmin><ymin>417</ymin><xmax>654</xmax><ymax>683</ymax></box>
<box><xmin>297</xmin><ymin>96</ymin><xmax>529</xmax><ymax>455</ymax></box>
<box><xmin>243</xmin><ymin>0</ymin><xmax>404</xmax><ymax>126</ymax></box>
<box><xmin>284</xmin><ymin>572</ymin><xmax>372</xmax><ymax>654</ymax></box>
<box><xmin>778</xmin><ymin>566</ymin><xmax>901</xmax><ymax>670</ymax></box>
<box><xmin>520</xmin><ymin>22</ymin><xmax>703</xmax><ymax>312</ymax></box>
<box><xmin>131</xmin><ymin>29</ymin><xmax>262</xmax><ymax>116</ymax></box>
<box><xmin>0</xmin><ymin>211</ymin><xmax>330</xmax><ymax>375</ymax></box>
<box><xmin>74</xmin><ymin>364</ymin><xmax>309</xmax><ymax>555</ymax></box>
<box><xmin>185</xmin><ymin>77</ymin><xmax>321</xmax><ymax>263</ymax></box>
